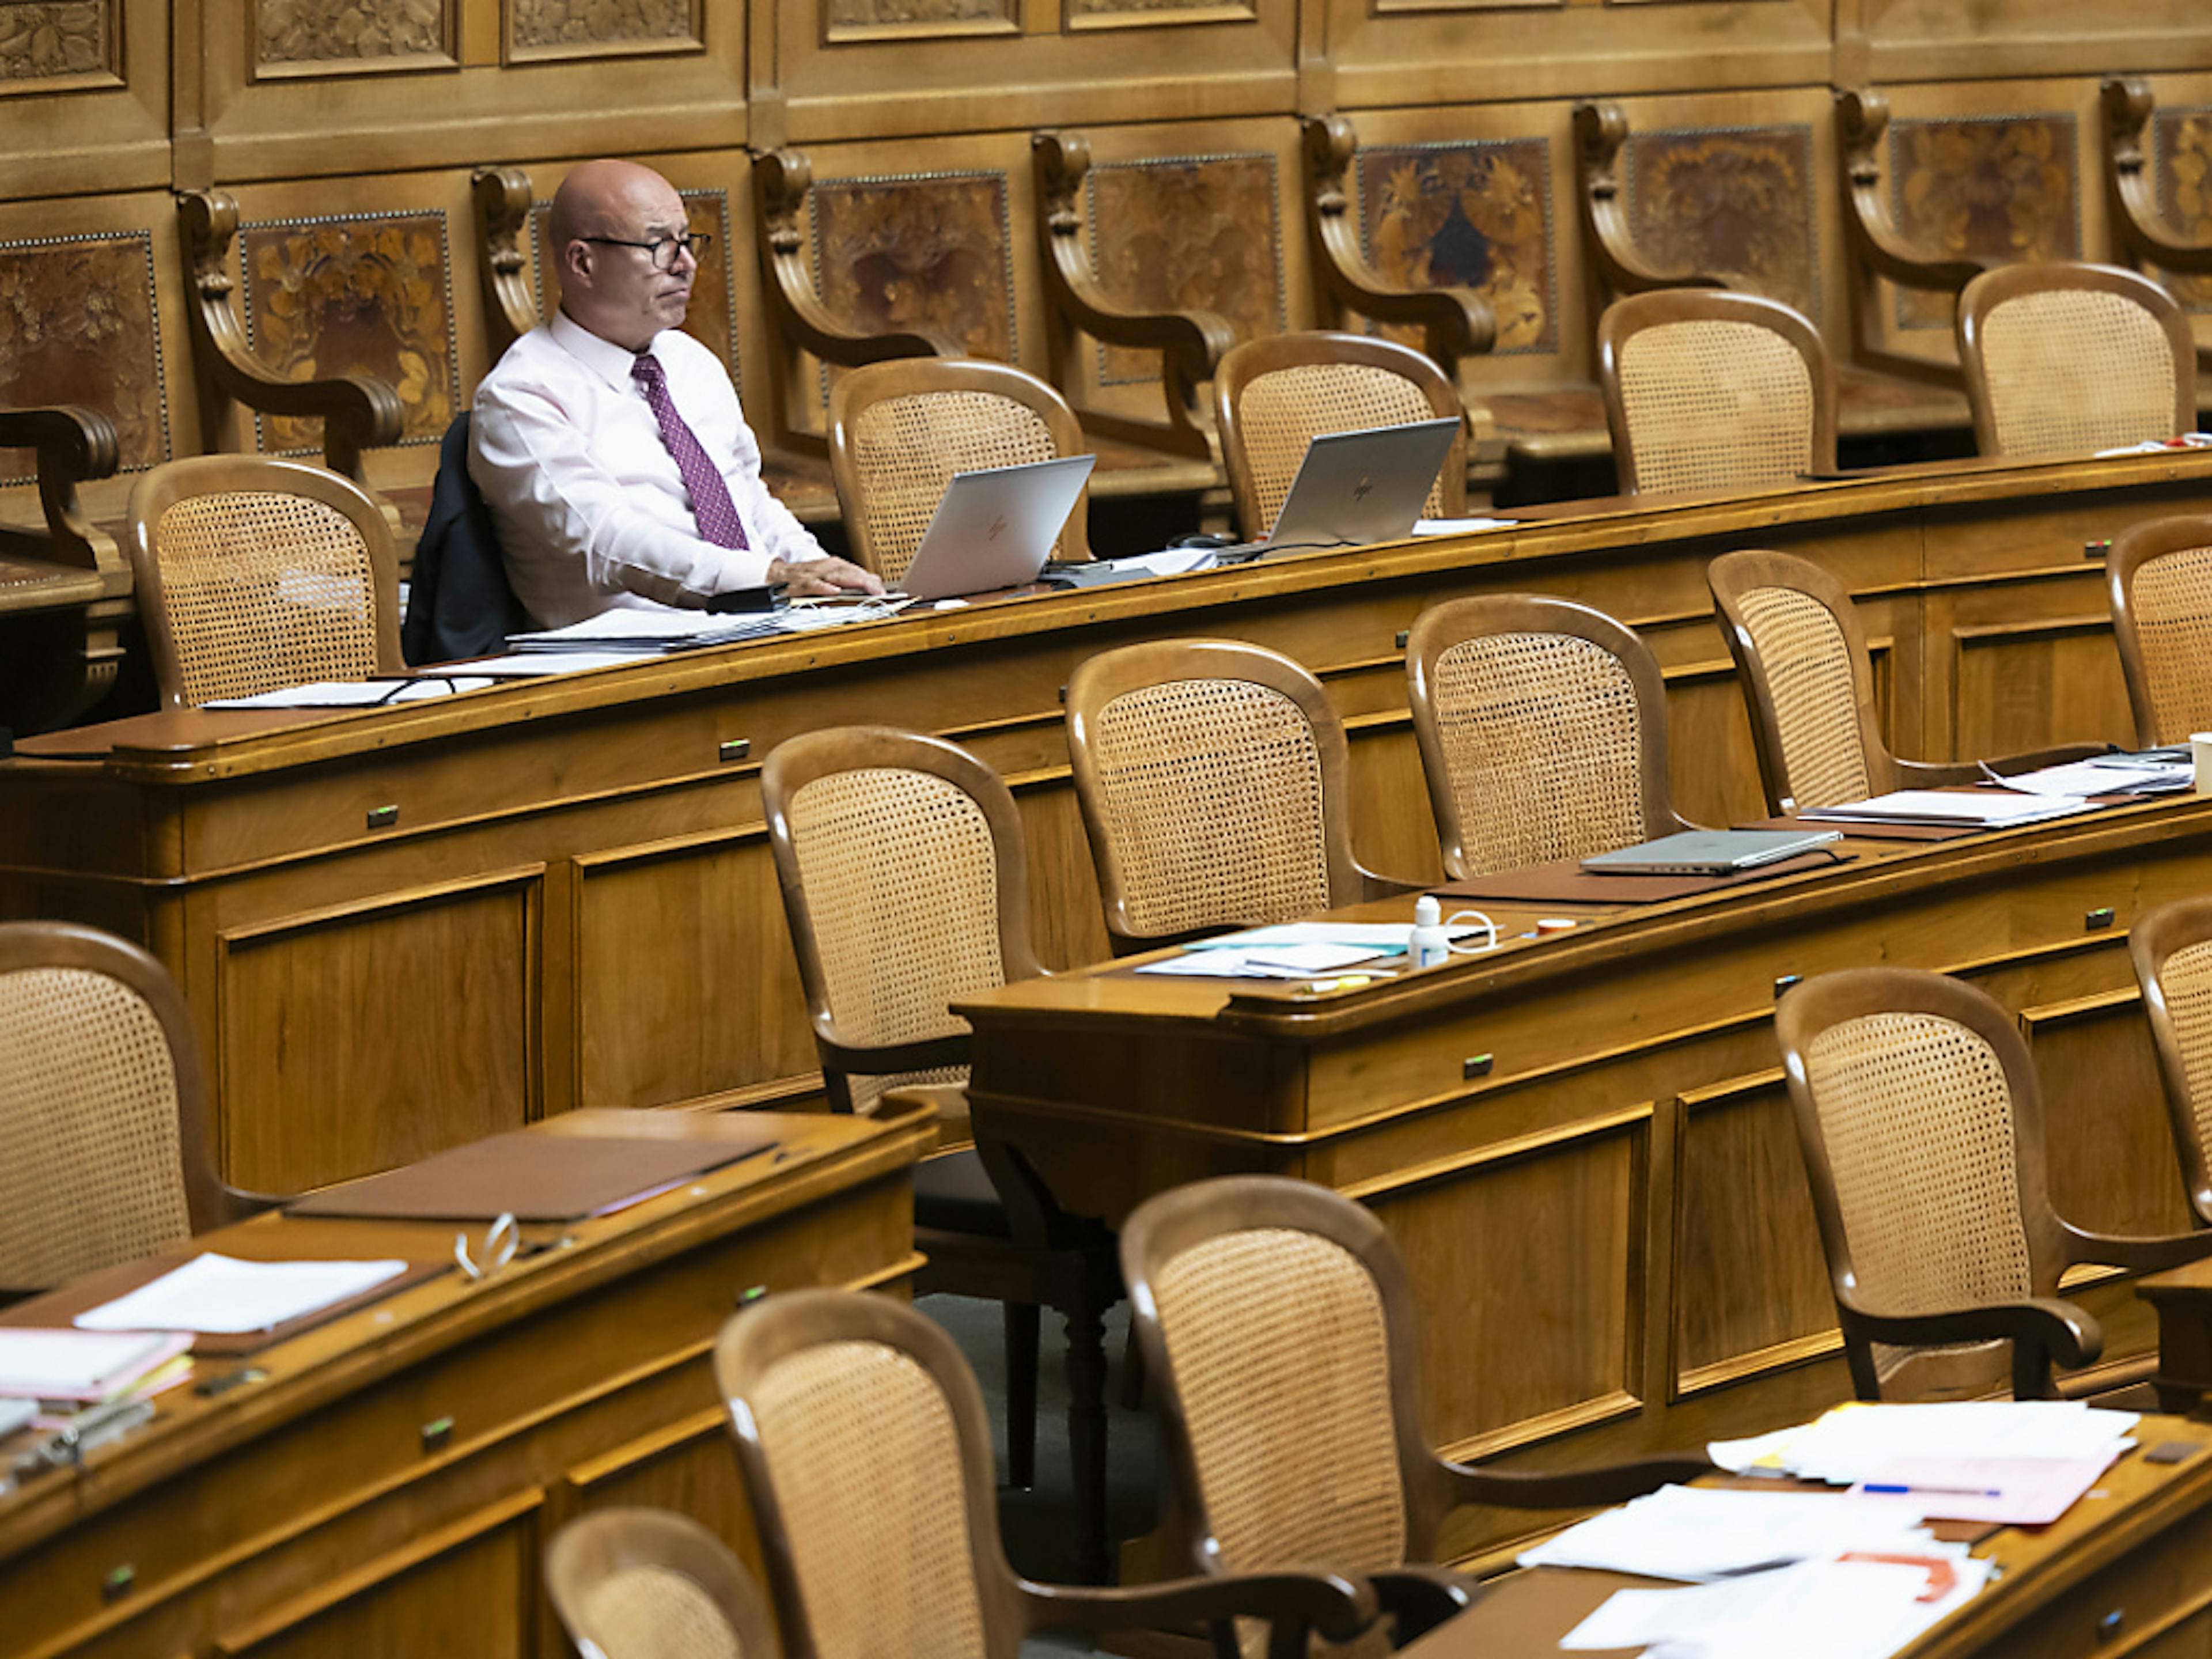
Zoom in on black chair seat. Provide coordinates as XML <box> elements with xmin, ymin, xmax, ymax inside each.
<box><xmin>914</xmin><ymin>1148</ymin><xmax>1010</xmax><ymax>1237</ymax></box>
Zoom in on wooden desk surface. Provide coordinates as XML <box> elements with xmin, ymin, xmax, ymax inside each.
<box><xmin>1408</xmin><ymin>1419</ymin><xmax>2212</xmax><ymax>1659</ymax></box>
<box><xmin>0</xmin><ymin>1104</ymin><xmax>931</xmax><ymax>1659</ymax></box>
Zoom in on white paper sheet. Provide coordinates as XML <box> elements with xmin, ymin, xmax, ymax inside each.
<box><xmin>1798</xmin><ymin>789</ymin><xmax>2092</xmax><ymax>828</ymax></box>
<box><xmin>74</xmin><ymin>1253</ymin><xmax>408</xmax><ymax>1336</ymax></box>
<box><xmin>1411</xmin><ymin>517</ymin><xmax>1518</xmax><ymax>535</ymax></box>
<box><xmin>0</xmin><ymin>1329</ymin><xmax>189</xmax><ymax>1399</ymax></box>
<box><xmin>203</xmin><ymin>677</ymin><xmax>498</xmax><ymax>709</ymax></box>
<box><xmin>1996</xmin><ymin>757</ymin><xmax>2191</xmax><ymax>798</ymax></box>
<box><xmin>1135</xmin><ymin>942</ymin><xmax>1392</xmax><ymax>979</ymax></box>
<box><xmin>1770</xmin><ymin>1401</ymin><xmax>2137</xmax><ymax>1486</ymax></box>
<box><xmin>1516</xmin><ymin>1485</ymin><xmax>1933</xmax><ymax>1581</ymax></box>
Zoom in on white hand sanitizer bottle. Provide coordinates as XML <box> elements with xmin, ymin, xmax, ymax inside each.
<box><xmin>1410</xmin><ymin>894</ymin><xmax>1451</xmax><ymax>969</ymax></box>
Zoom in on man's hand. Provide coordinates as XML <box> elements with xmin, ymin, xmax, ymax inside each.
<box><xmin>766</xmin><ymin>555</ymin><xmax>884</xmax><ymax>597</ymax></box>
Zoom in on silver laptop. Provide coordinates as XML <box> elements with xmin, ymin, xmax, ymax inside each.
<box><xmin>1233</xmin><ymin>418</ymin><xmax>1462</xmax><ymax>559</ymax></box>
<box><xmin>895</xmin><ymin>455</ymin><xmax>1097</xmax><ymax>601</ymax></box>
<box><xmin>1580</xmin><ymin>827</ymin><xmax>1842</xmax><ymax>877</ymax></box>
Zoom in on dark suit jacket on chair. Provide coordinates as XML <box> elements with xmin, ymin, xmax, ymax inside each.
<box><xmin>403</xmin><ymin>412</ymin><xmax>533</xmax><ymax>665</ymax></box>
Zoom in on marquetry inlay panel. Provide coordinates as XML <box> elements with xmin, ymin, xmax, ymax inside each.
<box><xmin>1628</xmin><ymin>123</ymin><xmax>1818</xmax><ymax>321</ymax></box>
<box><xmin>1067</xmin><ymin>0</ymin><xmax>1251</xmax><ymax>21</ymax></box>
<box><xmin>506</xmin><ymin>0</ymin><xmax>700</xmax><ymax>62</ymax></box>
<box><xmin>1085</xmin><ymin>153</ymin><xmax>1283</xmax><ymax>386</ymax></box>
<box><xmin>824</xmin><ymin>0</ymin><xmax>1013</xmax><ymax>36</ymax></box>
<box><xmin>2157</xmin><ymin>105</ymin><xmax>2212</xmax><ymax>313</ymax></box>
<box><xmin>529</xmin><ymin>188</ymin><xmax>738</xmax><ymax>377</ymax></box>
<box><xmin>809</xmin><ymin>171</ymin><xmax>1014</xmax><ymax>363</ymax></box>
<box><xmin>0</xmin><ymin>230</ymin><xmax>167</xmax><ymax>484</ymax></box>
<box><xmin>0</xmin><ymin>0</ymin><xmax>113</xmax><ymax>84</ymax></box>
<box><xmin>1357</xmin><ymin>137</ymin><xmax>1556</xmax><ymax>354</ymax></box>
<box><xmin>254</xmin><ymin>0</ymin><xmax>450</xmax><ymax>67</ymax></box>
<box><xmin>238</xmin><ymin>209</ymin><xmax>458</xmax><ymax>451</ymax></box>
<box><xmin>1888</xmin><ymin>113</ymin><xmax>2079</xmax><ymax>329</ymax></box>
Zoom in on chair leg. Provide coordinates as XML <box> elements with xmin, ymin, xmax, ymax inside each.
<box><xmin>1065</xmin><ymin>1294</ymin><xmax>1111</xmax><ymax>1584</ymax></box>
<box><xmin>1118</xmin><ymin>1317</ymin><xmax>1145</xmax><ymax>1410</ymax></box>
<box><xmin>1005</xmin><ymin>1300</ymin><xmax>1040</xmax><ymax>1490</ymax></box>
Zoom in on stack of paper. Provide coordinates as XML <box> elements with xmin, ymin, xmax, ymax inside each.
<box><xmin>204</xmin><ymin>677</ymin><xmax>501</xmax><ymax>710</ymax></box>
<box><xmin>507</xmin><ymin>601</ymin><xmax>912</xmax><ymax>656</ymax></box>
<box><xmin>1562</xmin><ymin>1552</ymin><xmax>1993</xmax><ymax>1659</ymax></box>
<box><xmin>1798</xmin><ymin>788</ymin><xmax>2092</xmax><ymax>830</ymax></box>
<box><xmin>73</xmin><ymin>1253</ymin><xmax>407</xmax><ymax>1336</ymax></box>
<box><xmin>0</xmin><ymin>1329</ymin><xmax>192</xmax><ymax>1402</ymax></box>
<box><xmin>1135</xmin><ymin>942</ymin><xmax>1392</xmax><ymax>980</ymax></box>
<box><xmin>1997</xmin><ymin>753</ymin><xmax>2192</xmax><ymax>798</ymax></box>
<box><xmin>1516</xmin><ymin>1486</ymin><xmax>1936</xmax><ymax>1581</ymax></box>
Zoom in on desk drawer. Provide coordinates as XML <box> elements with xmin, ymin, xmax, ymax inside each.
<box><xmin>1994</xmin><ymin>1506</ymin><xmax>2212</xmax><ymax>1659</ymax></box>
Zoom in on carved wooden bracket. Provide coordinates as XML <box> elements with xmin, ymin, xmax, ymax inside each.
<box><xmin>0</xmin><ymin>404</ymin><xmax>128</xmax><ymax>732</ymax></box>
<box><xmin>1832</xmin><ymin>89</ymin><xmax>1986</xmax><ymax>294</ymax></box>
<box><xmin>472</xmin><ymin>165</ymin><xmax>541</xmax><ymax>360</ymax></box>
<box><xmin>0</xmin><ymin>404</ymin><xmax>123</xmax><ymax>579</ymax></box>
<box><xmin>2103</xmin><ymin>77</ymin><xmax>2212</xmax><ymax>283</ymax></box>
<box><xmin>1572</xmin><ymin>101</ymin><xmax>1733</xmax><ymax>300</ymax></box>
<box><xmin>1298</xmin><ymin>115</ymin><xmax>1496</xmax><ymax>389</ymax></box>
<box><xmin>175</xmin><ymin>188</ymin><xmax>405</xmax><ymax>493</ymax></box>
<box><xmin>1031</xmin><ymin>128</ymin><xmax>1234</xmax><ymax>460</ymax></box>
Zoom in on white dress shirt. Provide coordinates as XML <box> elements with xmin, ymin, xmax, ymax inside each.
<box><xmin>469</xmin><ymin>309</ymin><xmax>826</xmax><ymax>628</ymax></box>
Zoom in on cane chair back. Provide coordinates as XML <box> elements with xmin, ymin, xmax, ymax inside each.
<box><xmin>0</xmin><ymin>922</ymin><xmax>224</xmax><ymax>1292</ymax></box>
<box><xmin>1213</xmin><ymin>333</ymin><xmax>1465</xmax><ymax>544</ymax></box>
<box><xmin>763</xmin><ymin>728</ymin><xmax>1042</xmax><ymax>1115</ymax></box>
<box><xmin>1776</xmin><ymin>969</ymin><xmax>2070</xmax><ymax>1400</ymax></box>
<box><xmin>2131</xmin><ymin>897</ymin><xmax>2212</xmax><ymax>1229</ymax></box>
<box><xmin>1066</xmin><ymin>639</ymin><xmax>1372</xmax><ymax>946</ymax></box>
<box><xmin>1597</xmin><ymin>291</ymin><xmax>1838</xmax><ymax>497</ymax></box>
<box><xmin>1707</xmin><ymin>550</ymin><xmax>1892</xmax><ymax>815</ymax></box>
<box><xmin>828</xmin><ymin>358</ymin><xmax>1091</xmax><ymax>585</ymax></box>
<box><xmin>126</xmin><ymin>454</ymin><xmax>402</xmax><ymax>710</ymax></box>
<box><xmin>2107</xmin><ymin>514</ymin><xmax>2212</xmax><ymax>747</ymax></box>
<box><xmin>718</xmin><ymin>1291</ymin><xmax>1020</xmax><ymax>1659</ymax></box>
<box><xmin>545</xmin><ymin>1509</ymin><xmax>779</xmax><ymax>1659</ymax></box>
<box><xmin>1406</xmin><ymin>595</ymin><xmax>1688</xmax><ymax>879</ymax></box>
<box><xmin>1957</xmin><ymin>263</ymin><xmax>2197</xmax><ymax>460</ymax></box>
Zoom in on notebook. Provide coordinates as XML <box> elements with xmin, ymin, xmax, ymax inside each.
<box><xmin>1581</xmin><ymin>827</ymin><xmax>1843</xmax><ymax>876</ymax></box>
<box><xmin>896</xmin><ymin>454</ymin><xmax>1097</xmax><ymax>600</ymax></box>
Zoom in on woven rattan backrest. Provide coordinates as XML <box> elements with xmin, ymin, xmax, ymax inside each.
<box><xmin>2157</xmin><ymin>939</ymin><xmax>2212</xmax><ymax>1180</ymax></box>
<box><xmin>2130</xmin><ymin>897</ymin><xmax>2212</xmax><ymax>1230</ymax></box>
<box><xmin>1801</xmin><ymin>1009</ymin><xmax>2035</xmax><ymax>1387</ymax></box>
<box><xmin>577</xmin><ymin>1567</ymin><xmax>747</xmax><ymax>1659</ymax></box>
<box><xmin>1151</xmin><ymin>1226</ymin><xmax>1407</xmax><ymax>1574</ymax></box>
<box><xmin>0</xmin><ymin>960</ymin><xmax>193</xmax><ymax>1289</ymax></box>
<box><xmin>1733</xmin><ymin>585</ymin><xmax>1872</xmax><ymax>808</ymax></box>
<box><xmin>546</xmin><ymin>1508</ymin><xmax>777</xmax><ymax>1659</ymax></box>
<box><xmin>828</xmin><ymin>358</ymin><xmax>1090</xmax><ymax>583</ymax></box>
<box><xmin>1959</xmin><ymin>264</ymin><xmax>2195</xmax><ymax>460</ymax></box>
<box><xmin>2109</xmin><ymin>517</ymin><xmax>2212</xmax><ymax>747</ymax></box>
<box><xmin>126</xmin><ymin>456</ymin><xmax>400</xmax><ymax>710</ymax></box>
<box><xmin>1407</xmin><ymin>596</ymin><xmax>1680</xmax><ymax>879</ymax></box>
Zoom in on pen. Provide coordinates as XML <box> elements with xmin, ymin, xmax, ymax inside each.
<box><xmin>1862</xmin><ymin>1483</ymin><xmax>2002</xmax><ymax>1497</ymax></box>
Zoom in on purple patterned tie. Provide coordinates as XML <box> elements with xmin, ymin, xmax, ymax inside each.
<box><xmin>630</xmin><ymin>351</ymin><xmax>749</xmax><ymax>550</ymax></box>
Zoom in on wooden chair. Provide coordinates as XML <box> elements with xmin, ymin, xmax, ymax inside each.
<box><xmin>0</xmin><ymin>921</ymin><xmax>266</xmax><ymax>1294</ymax></box>
<box><xmin>715</xmin><ymin>1288</ymin><xmax>1376</xmax><ymax>1659</ymax></box>
<box><xmin>2130</xmin><ymin>897</ymin><xmax>2212</xmax><ymax>1232</ymax></box>
<box><xmin>1957</xmin><ymin>262</ymin><xmax>2199</xmax><ymax>460</ymax></box>
<box><xmin>124</xmin><ymin>455</ymin><xmax>402</xmax><ymax>711</ymax></box>
<box><xmin>1065</xmin><ymin>639</ymin><xmax>1408</xmax><ymax>952</ymax></box>
<box><xmin>1213</xmin><ymin>333</ymin><xmax>1465</xmax><ymax>546</ymax></box>
<box><xmin>2106</xmin><ymin>513</ymin><xmax>2212</xmax><ymax>747</ymax></box>
<box><xmin>1707</xmin><ymin>549</ymin><xmax>2099</xmax><ymax>815</ymax></box>
<box><xmin>1775</xmin><ymin>966</ymin><xmax>2212</xmax><ymax>1402</ymax></box>
<box><xmin>760</xmin><ymin>726</ymin><xmax>1122</xmax><ymax>1581</ymax></box>
<box><xmin>1121</xmin><ymin>1175</ymin><xmax>1711</xmax><ymax>1649</ymax></box>
<box><xmin>827</xmin><ymin>358</ymin><xmax>1092</xmax><ymax>587</ymax></box>
<box><xmin>1406</xmin><ymin>594</ymin><xmax>1691</xmax><ymax>879</ymax></box>
<box><xmin>0</xmin><ymin>402</ymin><xmax>129</xmax><ymax>732</ymax></box>
<box><xmin>1596</xmin><ymin>290</ymin><xmax>1839</xmax><ymax>497</ymax></box>
<box><xmin>544</xmin><ymin>1508</ymin><xmax>779</xmax><ymax>1659</ymax></box>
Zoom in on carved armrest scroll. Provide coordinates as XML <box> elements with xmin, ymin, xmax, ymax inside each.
<box><xmin>0</xmin><ymin>404</ymin><xmax>124</xmax><ymax>576</ymax></box>
<box><xmin>1834</xmin><ymin>89</ymin><xmax>1988</xmax><ymax>294</ymax></box>
<box><xmin>1573</xmin><ymin>102</ymin><xmax>1735</xmax><ymax>299</ymax></box>
<box><xmin>2103</xmin><ymin>78</ymin><xmax>2212</xmax><ymax>281</ymax></box>
<box><xmin>472</xmin><ymin>165</ymin><xmax>543</xmax><ymax>360</ymax></box>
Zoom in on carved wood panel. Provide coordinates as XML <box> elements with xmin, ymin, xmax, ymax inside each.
<box><xmin>1067</xmin><ymin>0</ymin><xmax>1252</xmax><ymax>24</ymax></box>
<box><xmin>253</xmin><ymin>0</ymin><xmax>452</xmax><ymax>71</ymax></box>
<box><xmin>2157</xmin><ymin>105</ymin><xmax>2212</xmax><ymax>313</ymax></box>
<box><xmin>823</xmin><ymin>0</ymin><xmax>1014</xmax><ymax>39</ymax></box>
<box><xmin>0</xmin><ymin>0</ymin><xmax>115</xmax><ymax>85</ymax></box>
<box><xmin>1627</xmin><ymin>123</ymin><xmax>1818</xmax><ymax>320</ymax></box>
<box><xmin>1888</xmin><ymin>113</ymin><xmax>2080</xmax><ymax>329</ymax></box>
<box><xmin>809</xmin><ymin>169</ymin><xmax>1014</xmax><ymax>362</ymax></box>
<box><xmin>1085</xmin><ymin>152</ymin><xmax>1283</xmax><ymax>386</ymax></box>
<box><xmin>506</xmin><ymin>0</ymin><xmax>702</xmax><ymax>63</ymax></box>
<box><xmin>0</xmin><ymin>228</ymin><xmax>166</xmax><ymax>484</ymax></box>
<box><xmin>529</xmin><ymin>187</ymin><xmax>739</xmax><ymax>376</ymax></box>
<box><xmin>1356</xmin><ymin>137</ymin><xmax>1557</xmax><ymax>354</ymax></box>
<box><xmin>238</xmin><ymin>207</ymin><xmax>459</xmax><ymax>452</ymax></box>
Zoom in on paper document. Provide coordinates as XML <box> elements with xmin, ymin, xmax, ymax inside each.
<box><xmin>1849</xmin><ymin>1449</ymin><xmax>2124</xmax><ymax>1525</ymax></box>
<box><xmin>509</xmin><ymin>600</ymin><xmax>909</xmax><ymax>654</ymax></box>
<box><xmin>1185</xmin><ymin>922</ymin><xmax>1488</xmax><ymax>954</ymax></box>
<box><xmin>459</xmin><ymin>652</ymin><xmax>658</xmax><ymax>677</ymax></box>
<box><xmin>1411</xmin><ymin>517</ymin><xmax>1517</xmax><ymax>535</ymax></box>
<box><xmin>74</xmin><ymin>1253</ymin><xmax>408</xmax><ymax>1336</ymax></box>
<box><xmin>1997</xmin><ymin>756</ymin><xmax>2192</xmax><ymax>798</ymax></box>
<box><xmin>1562</xmin><ymin>1553</ymin><xmax>1991</xmax><ymax>1659</ymax></box>
<box><xmin>203</xmin><ymin>677</ymin><xmax>498</xmax><ymax>709</ymax></box>
<box><xmin>1733</xmin><ymin>1400</ymin><xmax>2138</xmax><ymax>1486</ymax></box>
<box><xmin>1798</xmin><ymin>788</ymin><xmax>2092</xmax><ymax>829</ymax></box>
<box><xmin>1516</xmin><ymin>1484</ymin><xmax>1934</xmax><ymax>1581</ymax></box>
<box><xmin>0</xmin><ymin>1397</ymin><xmax>33</xmax><ymax>1438</ymax></box>
<box><xmin>0</xmin><ymin>1329</ymin><xmax>192</xmax><ymax>1401</ymax></box>
<box><xmin>1135</xmin><ymin>942</ymin><xmax>1393</xmax><ymax>979</ymax></box>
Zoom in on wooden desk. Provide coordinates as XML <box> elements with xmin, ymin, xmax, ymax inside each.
<box><xmin>2136</xmin><ymin>1258</ymin><xmax>2212</xmax><ymax>1415</ymax></box>
<box><xmin>1407</xmin><ymin>1418</ymin><xmax>2212</xmax><ymax>1659</ymax></box>
<box><xmin>0</xmin><ymin>1104</ymin><xmax>930</xmax><ymax>1659</ymax></box>
<box><xmin>2</xmin><ymin>451</ymin><xmax>2210</xmax><ymax>1193</ymax></box>
<box><xmin>959</xmin><ymin>800</ymin><xmax>2212</xmax><ymax>1558</ymax></box>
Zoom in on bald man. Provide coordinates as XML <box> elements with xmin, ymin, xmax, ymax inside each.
<box><xmin>470</xmin><ymin>160</ymin><xmax>880</xmax><ymax>628</ymax></box>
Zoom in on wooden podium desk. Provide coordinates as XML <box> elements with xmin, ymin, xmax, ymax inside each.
<box><xmin>1</xmin><ymin>450</ymin><xmax>2209</xmax><ymax>1195</ymax></box>
<box><xmin>1408</xmin><ymin>1416</ymin><xmax>2212</xmax><ymax>1659</ymax></box>
<box><xmin>959</xmin><ymin>798</ymin><xmax>2212</xmax><ymax>1560</ymax></box>
<box><xmin>0</xmin><ymin>1105</ymin><xmax>930</xmax><ymax>1659</ymax></box>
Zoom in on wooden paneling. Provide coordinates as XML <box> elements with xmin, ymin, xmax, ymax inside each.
<box><xmin>0</xmin><ymin>226</ymin><xmax>171</xmax><ymax>484</ymax></box>
<box><xmin>2025</xmin><ymin>986</ymin><xmax>2196</xmax><ymax>1240</ymax></box>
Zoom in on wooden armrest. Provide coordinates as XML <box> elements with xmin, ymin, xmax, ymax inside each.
<box><xmin>1838</xmin><ymin>1291</ymin><xmax>2100</xmax><ymax>1399</ymax></box>
<box><xmin>218</xmin><ymin>1183</ymin><xmax>289</xmax><ymax>1225</ymax></box>
<box><xmin>1300</xmin><ymin>115</ymin><xmax>1495</xmax><ymax>378</ymax></box>
<box><xmin>749</xmin><ymin>149</ymin><xmax>959</xmax><ymax>366</ymax></box>
<box><xmin>1834</xmin><ymin>90</ymin><xmax>1990</xmax><ymax>294</ymax></box>
<box><xmin>1021</xmin><ymin>1567</ymin><xmax>1376</xmax><ymax>1645</ymax></box>
<box><xmin>1440</xmin><ymin>1451</ymin><xmax>1714</xmax><ymax>1512</ymax></box>
<box><xmin>176</xmin><ymin>190</ymin><xmax>405</xmax><ymax>490</ymax></box>
<box><xmin>2061</xmin><ymin>1221</ymin><xmax>2212</xmax><ymax>1277</ymax></box>
<box><xmin>2104</xmin><ymin>79</ymin><xmax>2212</xmax><ymax>279</ymax></box>
<box><xmin>0</xmin><ymin>403</ymin><xmax>122</xmax><ymax>575</ymax></box>
<box><xmin>1368</xmin><ymin>1566</ymin><xmax>1480</xmax><ymax>1645</ymax></box>
<box><xmin>1032</xmin><ymin>129</ymin><xmax>1234</xmax><ymax>460</ymax></box>
<box><xmin>816</xmin><ymin>1031</ymin><xmax>971</xmax><ymax>1078</ymax></box>
<box><xmin>1983</xmin><ymin>741</ymin><xmax>2115</xmax><ymax>773</ymax></box>
<box><xmin>1892</xmin><ymin>757</ymin><xmax>1984</xmax><ymax>788</ymax></box>
<box><xmin>1573</xmin><ymin>103</ymin><xmax>1735</xmax><ymax>298</ymax></box>
<box><xmin>472</xmin><ymin>165</ymin><xmax>541</xmax><ymax>359</ymax></box>
<box><xmin>1354</xmin><ymin>867</ymin><xmax>1425</xmax><ymax>903</ymax></box>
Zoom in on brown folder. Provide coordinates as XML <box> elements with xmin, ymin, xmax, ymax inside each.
<box><xmin>285</xmin><ymin>1127</ymin><xmax>781</xmax><ymax>1223</ymax></box>
<box><xmin>0</xmin><ymin>1257</ymin><xmax>448</xmax><ymax>1356</ymax></box>
<box><xmin>1430</xmin><ymin>848</ymin><xmax>1852</xmax><ymax>906</ymax></box>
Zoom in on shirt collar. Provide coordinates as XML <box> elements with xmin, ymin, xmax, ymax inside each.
<box><xmin>550</xmin><ymin>308</ymin><xmax>664</xmax><ymax>393</ymax></box>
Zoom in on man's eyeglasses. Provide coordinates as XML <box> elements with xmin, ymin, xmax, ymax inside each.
<box><xmin>579</xmin><ymin>232</ymin><xmax>713</xmax><ymax>272</ymax></box>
